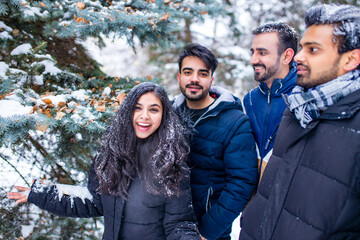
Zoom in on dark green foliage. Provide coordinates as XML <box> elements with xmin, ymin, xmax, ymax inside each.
<box><xmin>0</xmin><ymin>0</ymin><xmax>224</xmax><ymax>238</ymax></box>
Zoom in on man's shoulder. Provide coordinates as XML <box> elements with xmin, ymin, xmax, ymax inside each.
<box><xmin>207</xmin><ymin>104</ymin><xmax>248</xmax><ymax>125</ymax></box>
<box><xmin>243</xmin><ymin>86</ymin><xmax>263</xmax><ymax>106</ymax></box>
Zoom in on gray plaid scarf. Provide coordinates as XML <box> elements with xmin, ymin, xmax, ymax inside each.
<box><xmin>283</xmin><ymin>70</ymin><xmax>360</xmax><ymax>128</ymax></box>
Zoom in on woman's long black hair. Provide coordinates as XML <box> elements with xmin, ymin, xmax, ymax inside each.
<box><xmin>94</xmin><ymin>82</ymin><xmax>189</xmax><ymax>198</ymax></box>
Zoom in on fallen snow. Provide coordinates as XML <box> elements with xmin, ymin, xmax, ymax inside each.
<box><xmin>0</xmin><ymin>31</ymin><xmax>13</xmax><ymax>40</ymax></box>
<box><xmin>37</xmin><ymin>60</ymin><xmax>62</xmax><ymax>75</ymax></box>
<box><xmin>0</xmin><ymin>100</ymin><xmax>33</xmax><ymax>117</ymax></box>
<box><xmin>10</xmin><ymin>43</ymin><xmax>32</xmax><ymax>55</ymax></box>
<box><xmin>56</xmin><ymin>183</ymin><xmax>93</xmax><ymax>204</ymax></box>
<box><xmin>0</xmin><ymin>21</ymin><xmax>13</xmax><ymax>31</ymax></box>
<box><xmin>0</xmin><ymin>61</ymin><xmax>9</xmax><ymax>78</ymax></box>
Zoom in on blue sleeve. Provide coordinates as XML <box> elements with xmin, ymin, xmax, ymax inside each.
<box><xmin>243</xmin><ymin>92</ymin><xmax>251</xmax><ymax>115</ymax></box>
<box><xmin>199</xmin><ymin>116</ymin><xmax>258</xmax><ymax>239</ymax></box>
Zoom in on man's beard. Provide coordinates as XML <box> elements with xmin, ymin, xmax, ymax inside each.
<box><xmin>253</xmin><ymin>55</ymin><xmax>281</xmax><ymax>82</ymax></box>
<box><xmin>253</xmin><ymin>64</ymin><xmax>279</xmax><ymax>82</ymax></box>
<box><xmin>180</xmin><ymin>83</ymin><xmax>210</xmax><ymax>101</ymax></box>
<box><xmin>296</xmin><ymin>56</ymin><xmax>340</xmax><ymax>89</ymax></box>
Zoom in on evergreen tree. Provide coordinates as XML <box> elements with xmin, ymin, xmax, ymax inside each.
<box><xmin>0</xmin><ymin>0</ymin><xmax>224</xmax><ymax>238</ymax></box>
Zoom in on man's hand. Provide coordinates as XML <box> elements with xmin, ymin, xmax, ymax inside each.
<box><xmin>7</xmin><ymin>186</ymin><xmax>30</xmax><ymax>204</ymax></box>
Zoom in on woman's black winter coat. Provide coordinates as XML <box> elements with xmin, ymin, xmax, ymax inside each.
<box><xmin>27</xmin><ymin>163</ymin><xmax>201</xmax><ymax>240</ymax></box>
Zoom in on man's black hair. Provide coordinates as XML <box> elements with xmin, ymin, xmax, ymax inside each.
<box><xmin>178</xmin><ymin>43</ymin><xmax>218</xmax><ymax>76</ymax></box>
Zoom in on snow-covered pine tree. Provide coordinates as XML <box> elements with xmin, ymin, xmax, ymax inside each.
<box><xmin>0</xmin><ymin>0</ymin><xmax>224</xmax><ymax>238</ymax></box>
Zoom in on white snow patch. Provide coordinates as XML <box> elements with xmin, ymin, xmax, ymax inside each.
<box><xmin>102</xmin><ymin>86</ymin><xmax>111</xmax><ymax>96</ymax></box>
<box><xmin>40</xmin><ymin>94</ymin><xmax>66</xmax><ymax>106</ymax></box>
<box><xmin>37</xmin><ymin>60</ymin><xmax>62</xmax><ymax>75</ymax></box>
<box><xmin>23</xmin><ymin>7</ymin><xmax>49</xmax><ymax>18</ymax></box>
<box><xmin>33</xmin><ymin>75</ymin><xmax>44</xmax><ymax>85</ymax></box>
<box><xmin>34</xmin><ymin>54</ymin><xmax>54</xmax><ymax>61</ymax></box>
<box><xmin>0</xmin><ymin>100</ymin><xmax>32</xmax><ymax>117</ymax></box>
<box><xmin>70</xmin><ymin>89</ymin><xmax>89</xmax><ymax>101</ymax></box>
<box><xmin>56</xmin><ymin>183</ymin><xmax>93</xmax><ymax>204</ymax></box>
<box><xmin>10</xmin><ymin>43</ymin><xmax>32</xmax><ymax>55</ymax></box>
<box><xmin>0</xmin><ymin>31</ymin><xmax>13</xmax><ymax>40</ymax></box>
<box><xmin>21</xmin><ymin>224</ymin><xmax>35</xmax><ymax>238</ymax></box>
<box><xmin>0</xmin><ymin>61</ymin><xmax>9</xmax><ymax>78</ymax></box>
<box><xmin>0</xmin><ymin>21</ymin><xmax>13</xmax><ymax>31</ymax></box>
<box><xmin>82</xmin><ymin>108</ymin><xmax>96</xmax><ymax>120</ymax></box>
<box><xmin>70</xmin><ymin>113</ymin><xmax>83</xmax><ymax>123</ymax></box>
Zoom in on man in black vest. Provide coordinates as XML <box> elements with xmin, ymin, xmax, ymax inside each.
<box><xmin>239</xmin><ymin>4</ymin><xmax>360</xmax><ymax>240</ymax></box>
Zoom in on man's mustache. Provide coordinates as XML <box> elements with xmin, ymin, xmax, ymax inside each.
<box><xmin>186</xmin><ymin>84</ymin><xmax>203</xmax><ymax>89</ymax></box>
<box><xmin>297</xmin><ymin>63</ymin><xmax>310</xmax><ymax>70</ymax></box>
<box><xmin>252</xmin><ymin>64</ymin><xmax>266</xmax><ymax>69</ymax></box>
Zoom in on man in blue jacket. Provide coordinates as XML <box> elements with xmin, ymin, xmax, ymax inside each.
<box><xmin>173</xmin><ymin>43</ymin><xmax>258</xmax><ymax>240</ymax></box>
<box><xmin>243</xmin><ymin>23</ymin><xmax>298</xmax><ymax>177</ymax></box>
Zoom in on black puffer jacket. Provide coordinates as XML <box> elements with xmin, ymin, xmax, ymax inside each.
<box><xmin>28</xmin><ymin>164</ymin><xmax>200</xmax><ymax>240</ymax></box>
<box><xmin>239</xmin><ymin>89</ymin><xmax>360</xmax><ymax>240</ymax></box>
<box><xmin>173</xmin><ymin>86</ymin><xmax>258</xmax><ymax>239</ymax></box>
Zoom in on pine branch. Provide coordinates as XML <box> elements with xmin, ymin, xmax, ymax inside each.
<box><xmin>0</xmin><ymin>153</ymin><xmax>30</xmax><ymax>187</ymax></box>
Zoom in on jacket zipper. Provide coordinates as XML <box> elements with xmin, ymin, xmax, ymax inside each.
<box><xmin>206</xmin><ymin>186</ymin><xmax>213</xmax><ymax>212</ymax></box>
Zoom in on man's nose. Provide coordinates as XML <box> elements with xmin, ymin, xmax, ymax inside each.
<box><xmin>250</xmin><ymin>54</ymin><xmax>260</xmax><ymax>65</ymax></box>
<box><xmin>294</xmin><ymin>49</ymin><xmax>304</xmax><ymax>63</ymax></box>
<box><xmin>190</xmin><ymin>73</ymin><xmax>200</xmax><ymax>83</ymax></box>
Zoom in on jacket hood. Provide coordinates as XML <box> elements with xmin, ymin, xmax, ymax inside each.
<box><xmin>172</xmin><ymin>86</ymin><xmax>243</xmax><ymax>126</ymax></box>
<box><xmin>259</xmin><ymin>63</ymin><xmax>297</xmax><ymax>96</ymax></box>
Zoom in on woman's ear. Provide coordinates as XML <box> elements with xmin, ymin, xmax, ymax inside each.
<box><xmin>343</xmin><ymin>49</ymin><xmax>360</xmax><ymax>72</ymax></box>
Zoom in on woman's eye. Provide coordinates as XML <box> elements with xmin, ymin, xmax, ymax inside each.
<box><xmin>150</xmin><ymin>108</ymin><xmax>159</xmax><ymax>113</ymax></box>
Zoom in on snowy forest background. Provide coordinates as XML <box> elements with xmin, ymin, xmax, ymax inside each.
<box><xmin>1</xmin><ymin>0</ymin><xmax>359</xmax><ymax>239</ymax></box>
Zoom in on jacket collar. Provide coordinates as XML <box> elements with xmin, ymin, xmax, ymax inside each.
<box><xmin>259</xmin><ymin>63</ymin><xmax>297</xmax><ymax>95</ymax></box>
<box><xmin>320</xmin><ymin>89</ymin><xmax>360</xmax><ymax>120</ymax></box>
<box><xmin>173</xmin><ymin>86</ymin><xmax>242</xmax><ymax>126</ymax></box>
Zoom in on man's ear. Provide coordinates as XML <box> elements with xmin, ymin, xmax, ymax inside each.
<box><xmin>282</xmin><ymin>48</ymin><xmax>295</xmax><ymax>65</ymax></box>
<box><xmin>210</xmin><ymin>76</ymin><xmax>214</xmax><ymax>87</ymax></box>
<box><xmin>343</xmin><ymin>49</ymin><xmax>360</xmax><ymax>72</ymax></box>
<box><xmin>177</xmin><ymin>72</ymin><xmax>181</xmax><ymax>83</ymax></box>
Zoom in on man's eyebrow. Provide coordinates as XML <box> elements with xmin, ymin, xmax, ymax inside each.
<box><xmin>300</xmin><ymin>41</ymin><xmax>322</xmax><ymax>47</ymax></box>
<box><xmin>182</xmin><ymin>67</ymin><xmax>209</xmax><ymax>73</ymax></box>
<box><xmin>182</xmin><ymin>67</ymin><xmax>193</xmax><ymax>72</ymax></box>
<box><xmin>254</xmin><ymin>47</ymin><xmax>268</xmax><ymax>51</ymax></box>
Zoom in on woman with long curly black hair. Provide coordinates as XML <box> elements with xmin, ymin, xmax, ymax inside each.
<box><xmin>8</xmin><ymin>82</ymin><xmax>201</xmax><ymax>240</ymax></box>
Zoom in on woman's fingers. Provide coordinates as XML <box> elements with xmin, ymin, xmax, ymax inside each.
<box><xmin>7</xmin><ymin>186</ymin><xmax>30</xmax><ymax>203</ymax></box>
<box><xmin>13</xmin><ymin>186</ymin><xmax>30</xmax><ymax>192</ymax></box>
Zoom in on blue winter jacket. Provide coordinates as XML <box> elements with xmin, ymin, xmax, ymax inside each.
<box><xmin>243</xmin><ymin>64</ymin><xmax>297</xmax><ymax>159</ymax></box>
<box><xmin>173</xmin><ymin>86</ymin><xmax>258</xmax><ymax>240</ymax></box>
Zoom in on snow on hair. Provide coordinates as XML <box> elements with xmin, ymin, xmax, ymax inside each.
<box><xmin>305</xmin><ymin>4</ymin><xmax>360</xmax><ymax>54</ymax></box>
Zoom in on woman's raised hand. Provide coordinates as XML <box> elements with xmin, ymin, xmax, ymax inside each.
<box><xmin>7</xmin><ymin>186</ymin><xmax>31</xmax><ymax>204</ymax></box>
